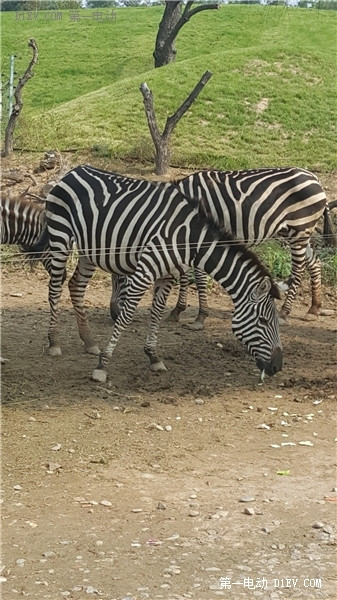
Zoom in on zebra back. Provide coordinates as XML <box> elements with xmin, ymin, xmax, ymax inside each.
<box><xmin>175</xmin><ymin>167</ymin><xmax>328</xmax><ymax>246</ymax></box>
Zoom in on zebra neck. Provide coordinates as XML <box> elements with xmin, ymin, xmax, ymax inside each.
<box><xmin>193</xmin><ymin>237</ymin><xmax>263</xmax><ymax>304</ymax></box>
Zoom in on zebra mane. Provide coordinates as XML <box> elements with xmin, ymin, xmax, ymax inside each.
<box><xmin>194</xmin><ymin>213</ymin><xmax>281</xmax><ymax>300</ymax></box>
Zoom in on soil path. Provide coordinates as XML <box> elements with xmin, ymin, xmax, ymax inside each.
<box><xmin>1</xmin><ymin>270</ymin><xmax>336</xmax><ymax>600</ymax></box>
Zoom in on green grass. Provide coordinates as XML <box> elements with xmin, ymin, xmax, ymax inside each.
<box><xmin>1</xmin><ymin>4</ymin><xmax>336</xmax><ymax>169</ymax></box>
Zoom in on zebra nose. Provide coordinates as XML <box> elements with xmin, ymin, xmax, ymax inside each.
<box><xmin>270</xmin><ymin>346</ymin><xmax>283</xmax><ymax>374</ymax></box>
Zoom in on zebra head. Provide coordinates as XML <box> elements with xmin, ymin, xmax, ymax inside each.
<box><xmin>231</xmin><ymin>276</ymin><xmax>283</xmax><ymax>377</ymax></box>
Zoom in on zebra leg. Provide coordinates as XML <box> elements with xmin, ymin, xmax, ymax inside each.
<box><xmin>110</xmin><ymin>274</ymin><xmax>129</xmax><ymax>321</ymax></box>
<box><xmin>144</xmin><ymin>277</ymin><xmax>174</xmax><ymax>371</ymax></box>
<box><xmin>68</xmin><ymin>257</ymin><xmax>100</xmax><ymax>355</ymax></box>
<box><xmin>167</xmin><ymin>272</ymin><xmax>189</xmax><ymax>322</ymax></box>
<box><xmin>304</xmin><ymin>243</ymin><xmax>322</xmax><ymax>319</ymax></box>
<box><xmin>48</xmin><ymin>254</ymin><xmax>69</xmax><ymax>356</ymax></box>
<box><xmin>92</xmin><ymin>270</ymin><xmax>154</xmax><ymax>383</ymax></box>
<box><xmin>279</xmin><ymin>242</ymin><xmax>306</xmax><ymax>322</ymax></box>
<box><xmin>187</xmin><ymin>268</ymin><xmax>209</xmax><ymax>331</ymax></box>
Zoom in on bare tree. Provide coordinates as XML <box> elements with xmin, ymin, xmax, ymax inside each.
<box><xmin>140</xmin><ymin>70</ymin><xmax>213</xmax><ymax>175</ymax></box>
<box><xmin>154</xmin><ymin>1</ymin><xmax>220</xmax><ymax>68</ymax></box>
<box><xmin>2</xmin><ymin>39</ymin><xmax>38</xmax><ymax>158</ymax></box>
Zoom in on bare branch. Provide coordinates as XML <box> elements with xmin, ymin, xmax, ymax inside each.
<box><xmin>140</xmin><ymin>71</ymin><xmax>213</xmax><ymax>175</ymax></box>
<box><xmin>165</xmin><ymin>2</ymin><xmax>220</xmax><ymax>53</ymax></box>
<box><xmin>2</xmin><ymin>39</ymin><xmax>39</xmax><ymax>157</ymax></box>
<box><xmin>163</xmin><ymin>70</ymin><xmax>213</xmax><ymax>138</ymax></box>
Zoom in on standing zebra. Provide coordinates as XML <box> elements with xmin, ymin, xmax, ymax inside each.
<box><xmin>111</xmin><ymin>167</ymin><xmax>335</xmax><ymax>328</ymax></box>
<box><xmin>29</xmin><ymin>165</ymin><xmax>282</xmax><ymax>383</ymax></box>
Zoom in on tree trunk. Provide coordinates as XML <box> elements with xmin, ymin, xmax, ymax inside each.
<box><xmin>153</xmin><ymin>1</ymin><xmax>181</xmax><ymax>68</ymax></box>
<box><xmin>153</xmin><ymin>1</ymin><xmax>220</xmax><ymax>69</ymax></box>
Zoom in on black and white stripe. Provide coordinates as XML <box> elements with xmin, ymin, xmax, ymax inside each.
<box><xmin>0</xmin><ymin>196</ymin><xmax>52</xmax><ymax>273</ymax></box>
<box><xmin>171</xmin><ymin>167</ymin><xmax>335</xmax><ymax>326</ymax></box>
<box><xmin>30</xmin><ymin>164</ymin><xmax>282</xmax><ymax>382</ymax></box>
<box><xmin>1</xmin><ymin>196</ymin><xmax>45</xmax><ymax>246</ymax></box>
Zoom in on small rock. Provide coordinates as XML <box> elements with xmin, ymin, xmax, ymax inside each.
<box><xmin>42</xmin><ymin>551</ymin><xmax>56</xmax><ymax>558</ymax></box>
<box><xmin>243</xmin><ymin>507</ymin><xmax>255</xmax><ymax>515</ymax></box>
<box><xmin>51</xmin><ymin>443</ymin><xmax>62</xmax><ymax>451</ymax></box>
<box><xmin>100</xmin><ymin>500</ymin><xmax>112</xmax><ymax>507</ymax></box>
<box><xmin>331</xmin><ymin>487</ymin><xmax>337</xmax><ymax>492</ymax></box>
<box><xmin>320</xmin><ymin>309</ymin><xmax>335</xmax><ymax>316</ymax></box>
<box><xmin>157</xmin><ymin>501</ymin><xmax>166</xmax><ymax>510</ymax></box>
<box><xmin>165</xmin><ymin>425</ymin><xmax>172</xmax><ymax>432</ymax></box>
<box><xmin>261</xmin><ymin>526</ymin><xmax>271</xmax><ymax>533</ymax></box>
<box><xmin>312</xmin><ymin>521</ymin><xmax>324</xmax><ymax>529</ymax></box>
<box><xmin>299</xmin><ymin>440</ymin><xmax>314</xmax><ymax>447</ymax></box>
<box><xmin>131</xmin><ymin>508</ymin><xmax>143</xmax><ymax>513</ymax></box>
<box><xmin>239</xmin><ymin>496</ymin><xmax>255</xmax><ymax>503</ymax></box>
<box><xmin>188</xmin><ymin>510</ymin><xmax>200</xmax><ymax>517</ymax></box>
<box><xmin>28</xmin><ymin>416</ymin><xmax>36</xmax><ymax>422</ymax></box>
<box><xmin>323</xmin><ymin>525</ymin><xmax>334</xmax><ymax>535</ymax></box>
<box><xmin>16</xmin><ymin>558</ymin><xmax>26</xmax><ymax>566</ymax></box>
<box><xmin>195</xmin><ymin>398</ymin><xmax>204</xmax><ymax>405</ymax></box>
<box><xmin>13</xmin><ymin>484</ymin><xmax>22</xmax><ymax>490</ymax></box>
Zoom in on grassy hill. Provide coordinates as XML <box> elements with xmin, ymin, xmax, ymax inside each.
<box><xmin>1</xmin><ymin>4</ymin><xmax>336</xmax><ymax>170</ymax></box>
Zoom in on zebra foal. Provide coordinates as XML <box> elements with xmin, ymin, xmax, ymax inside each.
<box><xmin>29</xmin><ymin>165</ymin><xmax>282</xmax><ymax>383</ymax></box>
<box><xmin>111</xmin><ymin>167</ymin><xmax>335</xmax><ymax>327</ymax></box>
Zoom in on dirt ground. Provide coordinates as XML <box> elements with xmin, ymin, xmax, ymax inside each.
<box><xmin>1</xmin><ymin>266</ymin><xmax>336</xmax><ymax>600</ymax></box>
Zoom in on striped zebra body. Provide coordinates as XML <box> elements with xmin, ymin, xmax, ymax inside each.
<box><xmin>1</xmin><ymin>196</ymin><xmax>44</xmax><ymax>246</ymax></box>
<box><xmin>169</xmin><ymin>167</ymin><xmax>334</xmax><ymax>326</ymax></box>
<box><xmin>0</xmin><ymin>196</ymin><xmax>52</xmax><ymax>275</ymax></box>
<box><xmin>30</xmin><ymin>165</ymin><xmax>282</xmax><ymax>382</ymax></box>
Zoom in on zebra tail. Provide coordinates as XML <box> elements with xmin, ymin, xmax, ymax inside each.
<box><xmin>323</xmin><ymin>207</ymin><xmax>337</xmax><ymax>248</ymax></box>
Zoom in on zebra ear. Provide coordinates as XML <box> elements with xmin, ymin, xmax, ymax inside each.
<box><xmin>252</xmin><ymin>276</ymin><xmax>272</xmax><ymax>300</ymax></box>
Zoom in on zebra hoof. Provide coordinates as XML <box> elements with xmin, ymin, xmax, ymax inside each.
<box><xmin>165</xmin><ymin>312</ymin><xmax>180</xmax><ymax>323</ymax></box>
<box><xmin>86</xmin><ymin>345</ymin><xmax>101</xmax><ymax>356</ymax></box>
<box><xmin>49</xmin><ymin>346</ymin><xmax>62</xmax><ymax>356</ymax></box>
<box><xmin>92</xmin><ymin>368</ymin><xmax>107</xmax><ymax>382</ymax></box>
<box><xmin>150</xmin><ymin>361</ymin><xmax>167</xmax><ymax>373</ymax></box>
<box><xmin>304</xmin><ymin>312</ymin><xmax>318</xmax><ymax>321</ymax></box>
<box><xmin>185</xmin><ymin>320</ymin><xmax>205</xmax><ymax>331</ymax></box>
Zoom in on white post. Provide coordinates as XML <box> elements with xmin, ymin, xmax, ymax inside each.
<box><xmin>9</xmin><ymin>54</ymin><xmax>15</xmax><ymax>117</ymax></box>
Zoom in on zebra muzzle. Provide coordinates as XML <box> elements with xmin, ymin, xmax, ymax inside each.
<box><xmin>256</xmin><ymin>346</ymin><xmax>283</xmax><ymax>377</ymax></box>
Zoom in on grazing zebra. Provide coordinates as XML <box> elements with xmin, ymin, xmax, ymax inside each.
<box><xmin>0</xmin><ymin>195</ymin><xmax>53</xmax><ymax>276</ymax></box>
<box><xmin>1</xmin><ymin>196</ymin><xmax>45</xmax><ymax>247</ymax></box>
<box><xmin>111</xmin><ymin>167</ymin><xmax>335</xmax><ymax>327</ymax></box>
<box><xmin>28</xmin><ymin>164</ymin><xmax>283</xmax><ymax>383</ymax></box>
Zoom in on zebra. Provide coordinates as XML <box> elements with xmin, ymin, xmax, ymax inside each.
<box><xmin>29</xmin><ymin>164</ymin><xmax>283</xmax><ymax>383</ymax></box>
<box><xmin>0</xmin><ymin>195</ymin><xmax>54</xmax><ymax>274</ymax></box>
<box><xmin>110</xmin><ymin>167</ymin><xmax>335</xmax><ymax>328</ymax></box>
<box><xmin>1</xmin><ymin>196</ymin><xmax>45</xmax><ymax>247</ymax></box>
